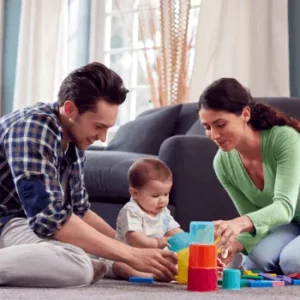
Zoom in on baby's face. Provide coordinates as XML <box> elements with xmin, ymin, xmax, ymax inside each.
<box><xmin>133</xmin><ymin>180</ymin><xmax>172</xmax><ymax>216</ymax></box>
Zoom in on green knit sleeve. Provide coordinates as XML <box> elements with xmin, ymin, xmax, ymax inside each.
<box><xmin>246</xmin><ymin>126</ymin><xmax>300</xmax><ymax>237</ymax></box>
<box><xmin>214</xmin><ymin>153</ymin><xmax>265</xmax><ymax>253</ymax></box>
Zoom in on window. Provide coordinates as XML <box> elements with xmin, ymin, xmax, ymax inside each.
<box><xmin>103</xmin><ymin>0</ymin><xmax>201</xmax><ymax>127</ymax></box>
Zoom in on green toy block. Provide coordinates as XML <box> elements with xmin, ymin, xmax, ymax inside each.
<box><xmin>240</xmin><ymin>279</ymin><xmax>249</xmax><ymax>287</ymax></box>
<box><xmin>241</xmin><ymin>275</ymin><xmax>263</xmax><ymax>280</ymax></box>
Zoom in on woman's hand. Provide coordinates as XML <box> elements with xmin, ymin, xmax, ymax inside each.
<box><xmin>214</xmin><ymin>216</ymin><xmax>253</xmax><ymax>250</ymax></box>
<box><xmin>219</xmin><ymin>239</ymin><xmax>244</xmax><ymax>265</ymax></box>
<box><xmin>217</xmin><ymin>257</ymin><xmax>225</xmax><ymax>278</ymax></box>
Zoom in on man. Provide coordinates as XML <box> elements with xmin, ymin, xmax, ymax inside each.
<box><xmin>0</xmin><ymin>62</ymin><xmax>177</xmax><ymax>287</ymax></box>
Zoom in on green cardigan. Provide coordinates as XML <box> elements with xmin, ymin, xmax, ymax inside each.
<box><xmin>214</xmin><ymin>126</ymin><xmax>300</xmax><ymax>254</ymax></box>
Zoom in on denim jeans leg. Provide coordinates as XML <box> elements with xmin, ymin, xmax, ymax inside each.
<box><xmin>242</xmin><ymin>222</ymin><xmax>300</xmax><ymax>273</ymax></box>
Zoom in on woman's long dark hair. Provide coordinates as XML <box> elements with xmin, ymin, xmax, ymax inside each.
<box><xmin>197</xmin><ymin>78</ymin><xmax>300</xmax><ymax>133</ymax></box>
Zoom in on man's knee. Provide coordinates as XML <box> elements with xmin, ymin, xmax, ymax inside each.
<box><xmin>55</xmin><ymin>243</ymin><xmax>94</xmax><ymax>286</ymax></box>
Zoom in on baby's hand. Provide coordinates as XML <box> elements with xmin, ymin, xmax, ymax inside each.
<box><xmin>157</xmin><ymin>237</ymin><xmax>170</xmax><ymax>249</ymax></box>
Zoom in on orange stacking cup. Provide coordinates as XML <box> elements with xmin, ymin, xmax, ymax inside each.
<box><xmin>187</xmin><ymin>267</ymin><xmax>218</xmax><ymax>292</ymax></box>
<box><xmin>189</xmin><ymin>244</ymin><xmax>217</xmax><ymax>268</ymax></box>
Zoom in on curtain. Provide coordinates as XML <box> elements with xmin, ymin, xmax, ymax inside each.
<box><xmin>13</xmin><ymin>0</ymin><xmax>68</xmax><ymax>111</ymax></box>
<box><xmin>190</xmin><ymin>0</ymin><xmax>290</xmax><ymax>101</ymax></box>
<box><xmin>0</xmin><ymin>0</ymin><xmax>5</xmax><ymax>116</ymax></box>
<box><xmin>13</xmin><ymin>0</ymin><xmax>90</xmax><ymax>111</ymax></box>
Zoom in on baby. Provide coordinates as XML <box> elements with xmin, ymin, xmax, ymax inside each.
<box><xmin>111</xmin><ymin>157</ymin><xmax>224</xmax><ymax>280</ymax></box>
<box><xmin>115</xmin><ymin>157</ymin><xmax>183</xmax><ymax>248</ymax></box>
<box><xmin>109</xmin><ymin>158</ymin><xmax>182</xmax><ymax>281</ymax></box>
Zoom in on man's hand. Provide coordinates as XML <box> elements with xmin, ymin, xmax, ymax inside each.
<box><xmin>126</xmin><ymin>247</ymin><xmax>178</xmax><ymax>281</ymax></box>
<box><xmin>219</xmin><ymin>240</ymin><xmax>244</xmax><ymax>265</ymax></box>
<box><xmin>157</xmin><ymin>236</ymin><xmax>170</xmax><ymax>249</ymax></box>
<box><xmin>214</xmin><ymin>216</ymin><xmax>253</xmax><ymax>250</ymax></box>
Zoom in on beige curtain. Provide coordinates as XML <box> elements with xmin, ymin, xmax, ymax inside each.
<box><xmin>0</xmin><ymin>0</ymin><xmax>4</xmax><ymax>116</ymax></box>
<box><xmin>139</xmin><ymin>0</ymin><xmax>192</xmax><ymax>106</ymax></box>
<box><xmin>13</xmin><ymin>0</ymin><xmax>69</xmax><ymax>111</ymax></box>
<box><xmin>190</xmin><ymin>0</ymin><xmax>290</xmax><ymax>101</ymax></box>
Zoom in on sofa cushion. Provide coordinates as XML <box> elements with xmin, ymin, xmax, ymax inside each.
<box><xmin>107</xmin><ymin>104</ymin><xmax>182</xmax><ymax>155</ymax></box>
<box><xmin>84</xmin><ymin>150</ymin><xmax>155</xmax><ymax>203</ymax></box>
<box><xmin>186</xmin><ymin>119</ymin><xmax>205</xmax><ymax>135</ymax></box>
<box><xmin>172</xmin><ymin>102</ymin><xmax>199</xmax><ymax>135</ymax></box>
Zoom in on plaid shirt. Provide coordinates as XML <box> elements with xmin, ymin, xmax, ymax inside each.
<box><xmin>0</xmin><ymin>102</ymin><xmax>90</xmax><ymax>237</ymax></box>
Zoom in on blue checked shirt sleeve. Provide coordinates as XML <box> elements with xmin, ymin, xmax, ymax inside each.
<box><xmin>3</xmin><ymin>114</ymin><xmax>72</xmax><ymax>237</ymax></box>
<box><xmin>71</xmin><ymin>150</ymin><xmax>90</xmax><ymax>217</ymax></box>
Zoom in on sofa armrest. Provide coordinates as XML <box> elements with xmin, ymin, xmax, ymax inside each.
<box><xmin>159</xmin><ymin>135</ymin><xmax>238</xmax><ymax>231</ymax></box>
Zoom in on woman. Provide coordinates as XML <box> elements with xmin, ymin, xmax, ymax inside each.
<box><xmin>198</xmin><ymin>78</ymin><xmax>300</xmax><ymax>274</ymax></box>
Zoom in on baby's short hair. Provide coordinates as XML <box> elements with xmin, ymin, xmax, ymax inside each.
<box><xmin>128</xmin><ymin>158</ymin><xmax>172</xmax><ymax>189</ymax></box>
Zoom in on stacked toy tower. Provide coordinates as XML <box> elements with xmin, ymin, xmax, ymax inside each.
<box><xmin>188</xmin><ymin>221</ymin><xmax>218</xmax><ymax>292</ymax></box>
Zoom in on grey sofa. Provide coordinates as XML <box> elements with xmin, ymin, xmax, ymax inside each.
<box><xmin>84</xmin><ymin>97</ymin><xmax>300</xmax><ymax>231</ymax></box>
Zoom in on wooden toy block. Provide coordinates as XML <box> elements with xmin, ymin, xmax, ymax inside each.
<box><xmin>277</xmin><ymin>275</ymin><xmax>292</xmax><ymax>285</ymax></box>
<box><xmin>241</xmin><ymin>275</ymin><xmax>263</xmax><ymax>280</ymax></box>
<box><xmin>248</xmin><ymin>280</ymin><xmax>273</xmax><ymax>288</ymax></box>
<box><xmin>288</xmin><ymin>273</ymin><xmax>300</xmax><ymax>279</ymax></box>
<box><xmin>129</xmin><ymin>277</ymin><xmax>154</xmax><ymax>284</ymax></box>
<box><xmin>243</xmin><ymin>270</ymin><xmax>254</xmax><ymax>275</ymax></box>
<box><xmin>292</xmin><ymin>279</ymin><xmax>300</xmax><ymax>285</ymax></box>
<box><xmin>240</xmin><ymin>279</ymin><xmax>253</xmax><ymax>288</ymax></box>
<box><xmin>272</xmin><ymin>281</ymin><xmax>285</xmax><ymax>287</ymax></box>
<box><xmin>259</xmin><ymin>273</ymin><xmax>278</xmax><ymax>281</ymax></box>
<box><xmin>266</xmin><ymin>273</ymin><xmax>277</xmax><ymax>277</ymax></box>
<box><xmin>249</xmin><ymin>269</ymin><xmax>263</xmax><ymax>273</ymax></box>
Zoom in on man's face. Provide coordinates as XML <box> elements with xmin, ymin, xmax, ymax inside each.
<box><xmin>67</xmin><ymin>99</ymin><xmax>118</xmax><ymax>150</ymax></box>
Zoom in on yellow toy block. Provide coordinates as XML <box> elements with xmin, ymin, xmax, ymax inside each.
<box><xmin>243</xmin><ymin>270</ymin><xmax>254</xmax><ymax>275</ymax></box>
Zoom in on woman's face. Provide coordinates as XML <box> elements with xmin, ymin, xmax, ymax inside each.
<box><xmin>199</xmin><ymin>107</ymin><xmax>250</xmax><ymax>151</ymax></box>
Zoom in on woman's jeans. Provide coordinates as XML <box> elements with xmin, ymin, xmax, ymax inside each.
<box><xmin>243</xmin><ymin>221</ymin><xmax>300</xmax><ymax>274</ymax></box>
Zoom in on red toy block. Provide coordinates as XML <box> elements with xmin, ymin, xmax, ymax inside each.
<box><xmin>288</xmin><ymin>273</ymin><xmax>300</xmax><ymax>279</ymax></box>
<box><xmin>272</xmin><ymin>281</ymin><xmax>285</xmax><ymax>287</ymax></box>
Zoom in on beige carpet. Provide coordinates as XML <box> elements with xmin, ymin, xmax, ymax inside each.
<box><xmin>1</xmin><ymin>279</ymin><xmax>300</xmax><ymax>300</ymax></box>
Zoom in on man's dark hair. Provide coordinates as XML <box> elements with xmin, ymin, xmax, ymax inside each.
<box><xmin>58</xmin><ymin>62</ymin><xmax>129</xmax><ymax>114</ymax></box>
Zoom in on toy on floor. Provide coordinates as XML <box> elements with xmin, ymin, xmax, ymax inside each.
<box><xmin>175</xmin><ymin>247</ymin><xmax>189</xmax><ymax>284</ymax></box>
<box><xmin>129</xmin><ymin>277</ymin><xmax>154</xmax><ymax>284</ymax></box>
<box><xmin>222</xmin><ymin>269</ymin><xmax>241</xmax><ymax>290</ymax></box>
<box><xmin>169</xmin><ymin>221</ymin><xmax>300</xmax><ymax>291</ymax></box>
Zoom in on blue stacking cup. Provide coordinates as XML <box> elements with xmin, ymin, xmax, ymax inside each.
<box><xmin>189</xmin><ymin>221</ymin><xmax>214</xmax><ymax>244</ymax></box>
<box><xmin>222</xmin><ymin>269</ymin><xmax>241</xmax><ymax>290</ymax></box>
<box><xmin>168</xmin><ymin>232</ymin><xmax>191</xmax><ymax>252</ymax></box>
